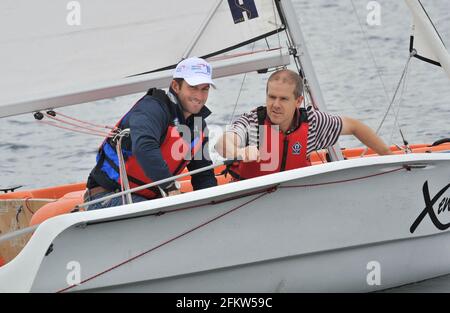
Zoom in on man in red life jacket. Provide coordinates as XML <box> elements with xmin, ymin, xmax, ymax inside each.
<box><xmin>85</xmin><ymin>57</ymin><xmax>217</xmax><ymax>209</ymax></box>
<box><xmin>215</xmin><ymin>69</ymin><xmax>393</xmax><ymax>180</ymax></box>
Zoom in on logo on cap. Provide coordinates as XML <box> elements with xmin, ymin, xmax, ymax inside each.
<box><xmin>191</xmin><ymin>64</ymin><xmax>211</xmax><ymax>75</ymax></box>
<box><xmin>173</xmin><ymin>57</ymin><xmax>215</xmax><ymax>87</ymax></box>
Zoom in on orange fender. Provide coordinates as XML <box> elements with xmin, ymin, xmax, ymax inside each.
<box><xmin>30</xmin><ymin>190</ymin><xmax>85</xmax><ymax>226</ymax></box>
<box><xmin>29</xmin><ymin>175</ymin><xmax>233</xmax><ymax>226</ymax></box>
<box><xmin>0</xmin><ymin>183</ymin><xmax>86</xmax><ymax>200</ymax></box>
<box><xmin>180</xmin><ymin>173</ymin><xmax>232</xmax><ymax>193</ymax></box>
<box><xmin>0</xmin><ymin>191</ymin><xmax>34</xmax><ymax>200</ymax></box>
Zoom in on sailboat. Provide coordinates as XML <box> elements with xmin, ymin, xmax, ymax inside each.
<box><xmin>0</xmin><ymin>0</ymin><xmax>449</xmax><ymax>292</ymax></box>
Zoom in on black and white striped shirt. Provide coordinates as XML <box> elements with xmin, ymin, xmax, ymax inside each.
<box><xmin>228</xmin><ymin>104</ymin><xmax>343</xmax><ymax>156</ymax></box>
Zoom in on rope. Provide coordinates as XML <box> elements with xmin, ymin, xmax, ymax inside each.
<box><xmin>52</xmin><ymin>111</ymin><xmax>115</xmax><ymax>130</ymax></box>
<box><xmin>44</xmin><ymin>112</ymin><xmax>116</xmax><ymax>136</ymax></box>
<box><xmin>15</xmin><ymin>206</ymin><xmax>22</xmax><ymax>226</ymax></box>
<box><xmin>35</xmin><ymin>110</ymin><xmax>117</xmax><ymax>138</ymax></box>
<box><xmin>280</xmin><ymin>166</ymin><xmax>405</xmax><ymax>189</ymax></box>
<box><xmin>114</xmin><ymin>129</ymin><xmax>132</xmax><ymax>205</ymax></box>
<box><xmin>24</xmin><ymin>197</ymin><xmax>36</xmax><ymax>215</ymax></box>
<box><xmin>38</xmin><ymin>120</ymin><xmax>114</xmax><ymax>138</ymax></box>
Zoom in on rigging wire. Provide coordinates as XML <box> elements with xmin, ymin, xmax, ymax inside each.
<box><xmin>373</xmin><ymin>56</ymin><xmax>413</xmax><ymax>136</ymax></box>
<box><xmin>228</xmin><ymin>72</ymin><xmax>246</xmax><ymax>124</ymax></box>
<box><xmin>348</xmin><ymin>0</ymin><xmax>414</xmax><ymax>156</ymax></box>
<box><xmin>227</xmin><ymin>44</ymin><xmax>254</xmax><ymax>125</ymax></box>
<box><xmin>360</xmin><ymin>54</ymin><xmax>413</xmax><ymax>156</ymax></box>
<box><xmin>387</xmin><ymin>56</ymin><xmax>412</xmax><ymax>147</ymax></box>
<box><xmin>348</xmin><ymin>0</ymin><xmax>393</xmax><ymax>112</ymax></box>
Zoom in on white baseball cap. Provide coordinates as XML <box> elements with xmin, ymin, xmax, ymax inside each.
<box><xmin>173</xmin><ymin>57</ymin><xmax>216</xmax><ymax>87</ymax></box>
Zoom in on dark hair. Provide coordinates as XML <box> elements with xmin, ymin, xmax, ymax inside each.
<box><xmin>173</xmin><ymin>78</ymin><xmax>184</xmax><ymax>87</ymax></box>
<box><xmin>266</xmin><ymin>69</ymin><xmax>303</xmax><ymax>98</ymax></box>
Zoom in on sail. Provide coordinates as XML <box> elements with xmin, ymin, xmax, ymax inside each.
<box><xmin>405</xmin><ymin>0</ymin><xmax>450</xmax><ymax>79</ymax></box>
<box><xmin>0</xmin><ymin>0</ymin><xmax>285</xmax><ymax>118</ymax></box>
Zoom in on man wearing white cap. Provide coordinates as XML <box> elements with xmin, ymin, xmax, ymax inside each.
<box><xmin>85</xmin><ymin>57</ymin><xmax>217</xmax><ymax>210</ymax></box>
<box><xmin>172</xmin><ymin>57</ymin><xmax>215</xmax><ymax>118</ymax></box>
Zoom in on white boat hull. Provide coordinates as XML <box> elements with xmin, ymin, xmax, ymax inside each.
<box><xmin>0</xmin><ymin>153</ymin><xmax>449</xmax><ymax>292</ymax></box>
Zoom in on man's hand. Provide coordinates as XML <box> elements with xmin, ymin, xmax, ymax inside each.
<box><xmin>237</xmin><ymin>146</ymin><xmax>261</xmax><ymax>162</ymax></box>
<box><xmin>215</xmin><ymin>132</ymin><xmax>261</xmax><ymax>162</ymax></box>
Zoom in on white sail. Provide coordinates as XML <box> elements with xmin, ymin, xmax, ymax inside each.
<box><xmin>0</xmin><ymin>0</ymin><xmax>284</xmax><ymax>117</ymax></box>
<box><xmin>405</xmin><ymin>0</ymin><xmax>450</xmax><ymax>79</ymax></box>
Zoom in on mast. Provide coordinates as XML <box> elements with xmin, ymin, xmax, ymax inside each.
<box><xmin>278</xmin><ymin>0</ymin><xmax>344</xmax><ymax>161</ymax></box>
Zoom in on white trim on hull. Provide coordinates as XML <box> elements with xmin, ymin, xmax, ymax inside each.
<box><xmin>0</xmin><ymin>153</ymin><xmax>448</xmax><ymax>292</ymax></box>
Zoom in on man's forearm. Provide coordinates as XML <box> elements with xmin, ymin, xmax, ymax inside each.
<box><xmin>215</xmin><ymin>132</ymin><xmax>241</xmax><ymax>159</ymax></box>
<box><xmin>352</xmin><ymin>120</ymin><xmax>392</xmax><ymax>155</ymax></box>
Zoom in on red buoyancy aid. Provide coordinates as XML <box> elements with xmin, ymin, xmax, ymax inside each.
<box><xmin>229</xmin><ymin>107</ymin><xmax>310</xmax><ymax>180</ymax></box>
<box><xmin>121</xmin><ymin>125</ymin><xmax>204</xmax><ymax>199</ymax></box>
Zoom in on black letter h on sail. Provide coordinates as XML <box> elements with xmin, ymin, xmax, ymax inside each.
<box><xmin>228</xmin><ymin>0</ymin><xmax>259</xmax><ymax>24</ymax></box>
